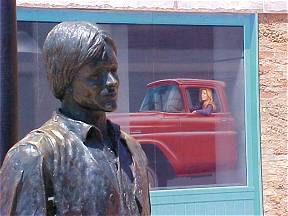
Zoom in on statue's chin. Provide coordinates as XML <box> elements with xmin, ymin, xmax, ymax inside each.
<box><xmin>104</xmin><ymin>103</ymin><xmax>117</xmax><ymax>112</ymax></box>
<box><xmin>75</xmin><ymin>100</ymin><xmax>117</xmax><ymax>113</ymax></box>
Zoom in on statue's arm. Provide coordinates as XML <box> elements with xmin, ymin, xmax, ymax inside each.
<box><xmin>0</xmin><ymin>142</ymin><xmax>48</xmax><ymax>216</ymax></box>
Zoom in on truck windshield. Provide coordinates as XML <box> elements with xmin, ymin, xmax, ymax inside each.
<box><xmin>140</xmin><ymin>85</ymin><xmax>183</xmax><ymax>112</ymax></box>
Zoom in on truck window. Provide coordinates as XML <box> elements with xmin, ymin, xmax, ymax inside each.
<box><xmin>140</xmin><ymin>85</ymin><xmax>183</xmax><ymax>112</ymax></box>
<box><xmin>186</xmin><ymin>87</ymin><xmax>221</xmax><ymax>113</ymax></box>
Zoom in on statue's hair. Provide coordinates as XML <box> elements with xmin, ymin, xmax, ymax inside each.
<box><xmin>42</xmin><ymin>21</ymin><xmax>117</xmax><ymax>100</ymax></box>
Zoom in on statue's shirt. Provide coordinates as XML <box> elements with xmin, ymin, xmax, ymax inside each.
<box><xmin>0</xmin><ymin>112</ymin><xmax>150</xmax><ymax>216</ymax></box>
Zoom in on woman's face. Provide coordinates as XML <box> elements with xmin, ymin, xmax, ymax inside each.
<box><xmin>201</xmin><ymin>89</ymin><xmax>208</xmax><ymax>101</ymax></box>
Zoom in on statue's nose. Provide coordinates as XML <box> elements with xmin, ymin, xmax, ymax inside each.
<box><xmin>106</xmin><ymin>72</ymin><xmax>118</xmax><ymax>87</ymax></box>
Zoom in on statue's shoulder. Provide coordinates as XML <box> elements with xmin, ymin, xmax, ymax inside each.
<box><xmin>7</xmin><ymin>118</ymin><xmax>63</xmax><ymax>159</ymax></box>
<box><xmin>0</xmin><ymin>120</ymin><xmax>59</xmax><ymax>197</ymax></box>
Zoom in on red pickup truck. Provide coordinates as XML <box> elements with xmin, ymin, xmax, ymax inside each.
<box><xmin>108</xmin><ymin>79</ymin><xmax>237</xmax><ymax>187</ymax></box>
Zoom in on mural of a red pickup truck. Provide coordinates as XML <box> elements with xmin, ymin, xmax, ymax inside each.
<box><xmin>108</xmin><ymin>79</ymin><xmax>237</xmax><ymax>188</ymax></box>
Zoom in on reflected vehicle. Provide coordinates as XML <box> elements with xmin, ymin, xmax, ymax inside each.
<box><xmin>108</xmin><ymin>79</ymin><xmax>237</xmax><ymax>188</ymax></box>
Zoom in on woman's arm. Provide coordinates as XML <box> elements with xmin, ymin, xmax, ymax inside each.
<box><xmin>195</xmin><ymin>104</ymin><xmax>213</xmax><ymax>116</ymax></box>
<box><xmin>190</xmin><ymin>104</ymin><xmax>202</xmax><ymax>112</ymax></box>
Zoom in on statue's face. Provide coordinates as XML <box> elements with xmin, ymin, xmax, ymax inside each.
<box><xmin>70</xmin><ymin>46</ymin><xmax>119</xmax><ymax>112</ymax></box>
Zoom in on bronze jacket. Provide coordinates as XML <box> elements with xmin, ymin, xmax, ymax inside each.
<box><xmin>0</xmin><ymin>112</ymin><xmax>150</xmax><ymax>216</ymax></box>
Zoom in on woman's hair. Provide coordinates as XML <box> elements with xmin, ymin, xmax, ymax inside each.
<box><xmin>199</xmin><ymin>88</ymin><xmax>216</xmax><ymax>112</ymax></box>
<box><xmin>42</xmin><ymin>21</ymin><xmax>117</xmax><ymax>100</ymax></box>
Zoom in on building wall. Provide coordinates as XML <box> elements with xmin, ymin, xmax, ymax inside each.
<box><xmin>16</xmin><ymin>0</ymin><xmax>288</xmax><ymax>13</ymax></box>
<box><xmin>259</xmin><ymin>13</ymin><xmax>288</xmax><ymax>216</ymax></box>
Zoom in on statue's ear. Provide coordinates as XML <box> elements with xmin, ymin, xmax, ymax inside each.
<box><xmin>65</xmin><ymin>82</ymin><xmax>73</xmax><ymax>94</ymax></box>
<box><xmin>62</xmin><ymin>85</ymin><xmax>73</xmax><ymax>102</ymax></box>
<box><xmin>66</xmin><ymin>85</ymin><xmax>73</xmax><ymax>93</ymax></box>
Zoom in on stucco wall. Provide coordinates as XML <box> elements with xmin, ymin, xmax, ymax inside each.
<box><xmin>259</xmin><ymin>13</ymin><xmax>288</xmax><ymax>216</ymax></box>
<box><xmin>17</xmin><ymin>0</ymin><xmax>287</xmax><ymax>13</ymax></box>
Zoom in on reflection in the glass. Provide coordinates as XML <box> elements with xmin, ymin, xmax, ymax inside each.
<box><xmin>18</xmin><ymin>22</ymin><xmax>246</xmax><ymax>190</ymax></box>
<box><xmin>110</xmin><ymin>79</ymin><xmax>238</xmax><ymax>189</ymax></box>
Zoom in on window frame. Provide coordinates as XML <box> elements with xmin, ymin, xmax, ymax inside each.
<box><xmin>17</xmin><ymin>8</ymin><xmax>262</xmax><ymax>215</ymax></box>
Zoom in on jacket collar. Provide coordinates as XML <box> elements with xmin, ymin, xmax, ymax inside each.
<box><xmin>52</xmin><ymin>111</ymin><xmax>121</xmax><ymax>143</ymax></box>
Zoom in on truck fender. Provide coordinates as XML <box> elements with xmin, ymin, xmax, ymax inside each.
<box><xmin>136</xmin><ymin>139</ymin><xmax>179</xmax><ymax>173</ymax></box>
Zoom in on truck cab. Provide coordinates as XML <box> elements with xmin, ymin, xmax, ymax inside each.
<box><xmin>108</xmin><ymin>79</ymin><xmax>238</xmax><ymax>188</ymax></box>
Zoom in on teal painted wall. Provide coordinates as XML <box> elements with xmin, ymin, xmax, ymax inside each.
<box><xmin>150</xmin><ymin>187</ymin><xmax>258</xmax><ymax>215</ymax></box>
<box><xmin>17</xmin><ymin>8</ymin><xmax>262</xmax><ymax>215</ymax></box>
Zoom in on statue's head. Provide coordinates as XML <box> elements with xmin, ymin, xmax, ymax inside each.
<box><xmin>43</xmin><ymin>22</ymin><xmax>119</xmax><ymax>112</ymax></box>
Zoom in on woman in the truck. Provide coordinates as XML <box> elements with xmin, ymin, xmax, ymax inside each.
<box><xmin>192</xmin><ymin>88</ymin><xmax>216</xmax><ymax>116</ymax></box>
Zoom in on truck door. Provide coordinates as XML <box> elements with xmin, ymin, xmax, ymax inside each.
<box><xmin>179</xmin><ymin>87</ymin><xmax>236</xmax><ymax>176</ymax></box>
<box><xmin>160</xmin><ymin>85</ymin><xmax>183</xmax><ymax>157</ymax></box>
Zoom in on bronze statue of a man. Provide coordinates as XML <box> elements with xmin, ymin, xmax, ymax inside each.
<box><xmin>0</xmin><ymin>22</ymin><xmax>150</xmax><ymax>216</ymax></box>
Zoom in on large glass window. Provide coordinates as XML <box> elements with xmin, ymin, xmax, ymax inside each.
<box><xmin>17</xmin><ymin>21</ymin><xmax>246</xmax><ymax>190</ymax></box>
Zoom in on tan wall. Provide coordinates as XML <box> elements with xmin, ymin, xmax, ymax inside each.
<box><xmin>259</xmin><ymin>13</ymin><xmax>288</xmax><ymax>216</ymax></box>
<box><xmin>16</xmin><ymin>0</ymin><xmax>287</xmax><ymax>13</ymax></box>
